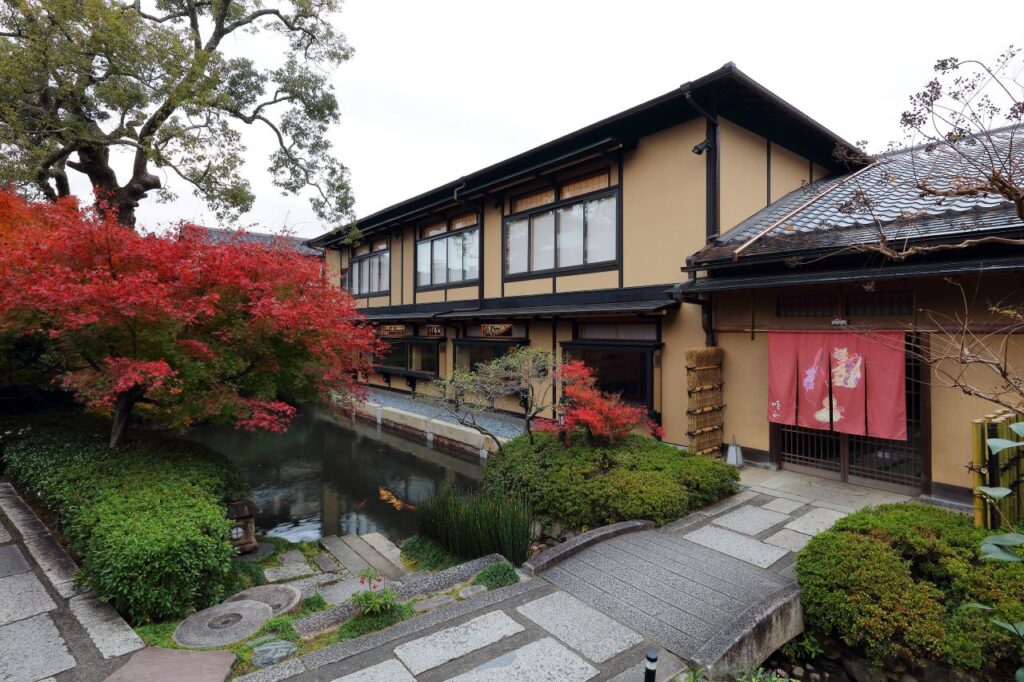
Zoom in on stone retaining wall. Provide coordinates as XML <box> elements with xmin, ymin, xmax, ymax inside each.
<box><xmin>351</xmin><ymin>401</ymin><xmax>508</xmax><ymax>462</ymax></box>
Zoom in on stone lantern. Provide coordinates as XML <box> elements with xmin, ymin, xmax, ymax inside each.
<box><xmin>226</xmin><ymin>499</ymin><xmax>261</xmax><ymax>554</ymax></box>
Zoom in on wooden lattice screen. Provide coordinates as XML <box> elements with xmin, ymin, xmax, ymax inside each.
<box><xmin>686</xmin><ymin>348</ymin><xmax>724</xmax><ymax>457</ymax></box>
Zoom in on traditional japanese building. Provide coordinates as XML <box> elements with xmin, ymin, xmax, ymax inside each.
<box><xmin>309</xmin><ymin>63</ymin><xmax>857</xmax><ymax>447</ymax></box>
<box><xmin>680</xmin><ymin>127</ymin><xmax>1024</xmax><ymax>502</ymax></box>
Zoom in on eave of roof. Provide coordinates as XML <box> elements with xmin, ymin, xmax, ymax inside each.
<box><xmin>310</xmin><ymin>62</ymin><xmax>863</xmax><ymax>249</ymax></box>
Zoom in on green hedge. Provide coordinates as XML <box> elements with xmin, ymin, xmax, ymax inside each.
<box><xmin>1</xmin><ymin>411</ymin><xmax>247</xmax><ymax>624</ymax></box>
<box><xmin>483</xmin><ymin>433</ymin><xmax>738</xmax><ymax>529</ymax></box>
<box><xmin>797</xmin><ymin>503</ymin><xmax>1024</xmax><ymax>677</ymax></box>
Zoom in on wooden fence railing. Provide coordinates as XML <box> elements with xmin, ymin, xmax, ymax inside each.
<box><xmin>971</xmin><ymin>411</ymin><xmax>1024</xmax><ymax>529</ymax></box>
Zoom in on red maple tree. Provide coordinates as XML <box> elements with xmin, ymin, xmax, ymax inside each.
<box><xmin>0</xmin><ymin>190</ymin><xmax>380</xmax><ymax>447</ymax></box>
<box><xmin>551</xmin><ymin>360</ymin><xmax>663</xmax><ymax>444</ymax></box>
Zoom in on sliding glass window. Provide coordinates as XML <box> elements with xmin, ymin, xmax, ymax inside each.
<box><xmin>348</xmin><ymin>250</ymin><xmax>389</xmax><ymax>296</ymax></box>
<box><xmin>505</xmin><ymin>190</ymin><xmax>617</xmax><ymax>276</ymax></box>
<box><xmin>417</xmin><ymin>227</ymin><xmax>479</xmax><ymax>288</ymax></box>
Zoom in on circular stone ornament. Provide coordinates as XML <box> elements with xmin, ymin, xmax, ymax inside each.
<box><xmin>226</xmin><ymin>584</ymin><xmax>302</xmax><ymax>617</ymax></box>
<box><xmin>173</xmin><ymin>599</ymin><xmax>273</xmax><ymax>647</ymax></box>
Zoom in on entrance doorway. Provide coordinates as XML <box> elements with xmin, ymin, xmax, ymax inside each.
<box><xmin>771</xmin><ymin>334</ymin><xmax>928</xmax><ymax>495</ymax></box>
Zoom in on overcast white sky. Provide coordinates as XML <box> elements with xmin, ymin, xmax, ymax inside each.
<box><xmin>132</xmin><ymin>0</ymin><xmax>1024</xmax><ymax>238</ymax></box>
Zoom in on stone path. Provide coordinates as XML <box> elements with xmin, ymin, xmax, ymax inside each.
<box><xmin>0</xmin><ymin>481</ymin><xmax>145</xmax><ymax>682</ymax></box>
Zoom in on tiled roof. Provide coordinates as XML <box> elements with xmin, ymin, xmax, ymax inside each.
<box><xmin>697</xmin><ymin>127</ymin><xmax>1024</xmax><ymax>263</ymax></box>
<box><xmin>199</xmin><ymin>227</ymin><xmax>323</xmax><ymax>257</ymax></box>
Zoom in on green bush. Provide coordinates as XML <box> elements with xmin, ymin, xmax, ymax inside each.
<box><xmin>797</xmin><ymin>503</ymin><xmax>1024</xmax><ymax>676</ymax></box>
<box><xmin>0</xmin><ymin>411</ymin><xmax>247</xmax><ymax>624</ymax></box>
<box><xmin>473</xmin><ymin>562</ymin><xmax>519</xmax><ymax>590</ymax></box>
<box><xmin>400</xmin><ymin>534</ymin><xmax>461</xmax><ymax>571</ymax></box>
<box><xmin>418</xmin><ymin>486</ymin><xmax>532</xmax><ymax>565</ymax></box>
<box><xmin>483</xmin><ymin>432</ymin><xmax>738</xmax><ymax>529</ymax></box>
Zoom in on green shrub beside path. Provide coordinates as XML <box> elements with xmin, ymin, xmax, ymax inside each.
<box><xmin>1</xmin><ymin>411</ymin><xmax>248</xmax><ymax>624</ymax></box>
<box><xmin>483</xmin><ymin>432</ymin><xmax>738</xmax><ymax>529</ymax></box>
<box><xmin>797</xmin><ymin>503</ymin><xmax>1024</xmax><ymax>677</ymax></box>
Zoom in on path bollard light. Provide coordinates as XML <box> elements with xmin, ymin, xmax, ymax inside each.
<box><xmin>644</xmin><ymin>649</ymin><xmax>657</xmax><ymax>682</ymax></box>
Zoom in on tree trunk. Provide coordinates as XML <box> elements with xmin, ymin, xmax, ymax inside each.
<box><xmin>109</xmin><ymin>387</ymin><xmax>144</xmax><ymax>448</ymax></box>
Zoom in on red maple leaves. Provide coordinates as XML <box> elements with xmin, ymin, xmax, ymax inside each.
<box><xmin>0</xmin><ymin>190</ymin><xmax>380</xmax><ymax>444</ymax></box>
<box><xmin>551</xmin><ymin>360</ymin><xmax>663</xmax><ymax>444</ymax></box>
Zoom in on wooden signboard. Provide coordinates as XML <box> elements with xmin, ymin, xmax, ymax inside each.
<box><xmin>424</xmin><ymin>324</ymin><xmax>443</xmax><ymax>337</ymax></box>
<box><xmin>380</xmin><ymin>324</ymin><xmax>407</xmax><ymax>337</ymax></box>
<box><xmin>481</xmin><ymin>323</ymin><xmax>513</xmax><ymax>338</ymax></box>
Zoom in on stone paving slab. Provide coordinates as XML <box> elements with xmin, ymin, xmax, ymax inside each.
<box><xmin>331</xmin><ymin>658</ymin><xmax>416</xmax><ymax>682</ymax></box>
<box><xmin>446</xmin><ymin>636</ymin><xmax>598</xmax><ymax>682</ymax></box>
<box><xmin>761</xmin><ymin>497</ymin><xmax>805</xmax><ymax>514</ymax></box>
<box><xmin>516</xmin><ymin>591</ymin><xmax>643</xmax><ymax>663</ymax></box>
<box><xmin>394</xmin><ymin>611</ymin><xmax>524</xmax><ymax>674</ymax></box>
<box><xmin>784</xmin><ymin>507</ymin><xmax>847</xmax><ymax>535</ymax></box>
<box><xmin>683</xmin><ymin>525</ymin><xmax>789</xmax><ymax>569</ymax></box>
<box><xmin>69</xmin><ymin>592</ymin><xmax>146</xmax><ymax>658</ymax></box>
<box><xmin>0</xmin><ymin>493</ymin><xmax>50</xmax><ymax>539</ymax></box>
<box><xmin>0</xmin><ymin>543</ymin><xmax>31</xmax><ymax>577</ymax></box>
<box><xmin>712</xmin><ymin>505</ymin><xmax>790</xmax><ymax>536</ymax></box>
<box><xmin>24</xmin><ymin>533</ymin><xmax>78</xmax><ymax>585</ymax></box>
<box><xmin>608</xmin><ymin>649</ymin><xmax>686</xmax><ymax>682</ymax></box>
<box><xmin>105</xmin><ymin>646</ymin><xmax>236</xmax><ymax>682</ymax></box>
<box><xmin>0</xmin><ymin>613</ymin><xmax>76</xmax><ymax>681</ymax></box>
<box><xmin>0</xmin><ymin>520</ymin><xmax>10</xmax><ymax>544</ymax></box>
<box><xmin>320</xmin><ymin>578</ymin><xmax>364</xmax><ymax>605</ymax></box>
<box><xmin>765</xmin><ymin>529</ymin><xmax>812</xmax><ymax>553</ymax></box>
<box><xmin>361</xmin><ymin>532</ymin><xmax>405</xmax><ymax>570</ymax></box>
<box><xmin>0</xmin><ymin>570</ymin><xmax>57</xmax><ymax>625</ymax></box>
<box><xmin>697</xmin><ymin>490</ymin><xmax>759</xmax><ymax>517</ymax></box>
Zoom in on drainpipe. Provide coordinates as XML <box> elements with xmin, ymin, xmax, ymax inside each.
<box><xmin>674</xmin><ymin>257</ymin><xmax>716</xmax><ymax>347</ymax></box>
<box><xmin>684</xmin><ymin>92</ymin><xmax>719</xmax><ymax>243</ymax></box>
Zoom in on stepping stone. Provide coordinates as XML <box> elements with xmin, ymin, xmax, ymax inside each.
<box><xmin>0</xmin><ymin>613</ymin><xmax>75</xmax><ymax>681</ymax></box>
<box><xmin>765</xmin><ymin>529</ymin><xmax>812</xmax><ymax>553</ymax></box>
<box><xmin>0</xmin><ymin>571</ymin><xmax>57</xmax><ymax>625</ymax></box>
<box><xmin>315</xmin><ymin>554</ymin><xmax>342</xmax><ymax>573</ymax></box>
<box><xmin>698</xmin><ymin>490</ymin><xmax>759</xmax><ymax>517</ymax></box>
<box><xmin>105</xmin><ymin>646</ymin><xmax>236</xmax><ymax>682</ymax></box>
<box><xmin>447</xmin><ymin>636</ymin><xmax>598</xmax><ymax>682</ymax></box>
<box><xmin>320</xmin><ymin>535</ymin><xmax>370</xmax><ymax>574</ymax></box>
<box><xmin>361</xmin><ymin>532</ymin><xmax>406</xmax><ymax>570</ymax></box>
<box><xmin>288</xmin><ymin>573</ymin><xmax>340</xmax><ymax>597</ymax></box>
<box><xmin>784</xmin><ymin>507</ymin><xmax>847</xmax><ymax>535</ymax></box>
<box><xmin>320</xmin><ymin>578</ymin><xmax>365</xmax><ymax>606</ymax></box>
<box><xmin>683</xmin><ymin>526</ymin><xmax>789</xmax><ymax>569</ymax></box>
<box><xmin>235</xmin><ymin>542</ymin><xmax>276</xmax><ymax>562</ymax></box>
<box><xmin>228</xmin><ymin>584</ymin><xmax>302</xmax><ymax>616</ymax></box>
<box><xmin>331</xmin><ymin>659</ymin><xmax>415</xmax><ymax>682</ymax></box>
<box><xmin>762</xmin><ymin>497</ymin><xmax>805</xmax><ymax>514</ymax></box>
<box><xmin>458</xmin><ymin>585</ymin><xmax>486</xmax><ymax>599</ymax></box>
<box><xmin>264</xmin><ymin>562</ymin><xmax>315</xmax><ymax>583</ymax></box>
<box><xmin>251</xmin><ymin>639</ymin><xmax>298</xmax><ymax>667</ymax></box>
<box><xmin>393</xmin><ymin>610</ymin><xmax>524</xmax><ymax>674</ymax></box>
<box><xmin>517</xmin><ymin>591</ymin><xmax>643</xmax><ymax>663</ymax></box>
<box><xmin>173</xmin><ymin>599</ymin><xmax>273</xmax><ymax>647</ymax></box>
<box><xmin>713</xmin><ymin>505</ymin><xmax>790</xmax><ymax>536</ymax></box>
<box><xmin>341</xmin><ymin>534</ymin><xmax>403</xmax><ymax>579</ymax></box>
<box><xmin>412</xmin><ymin>593</ymin><xmax>455</xmax><ymax>613</ymax></box>
<box><xmin>0</xmin><ymin>544</ymin><xmax>30</xmax><ymax>578</ymax></box>
<box><xmin>68</xmin><ymin>593</ymin><xmax>144</xmax><ymax>659</ymax></box>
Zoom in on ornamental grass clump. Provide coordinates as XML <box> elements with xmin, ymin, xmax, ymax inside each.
<box><xmin>418</xmin><ymin>486</ymin><xmax>532</xmax><ymax>565</ymax></box>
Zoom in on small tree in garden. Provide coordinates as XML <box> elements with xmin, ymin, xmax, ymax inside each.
<box><xmin>556</xmin><ymin>360</ymin><xmax>662</xmax><ymax>447</ymax></box>
<box><xmin>433</xmin><ymin>369</ymin><xmax>509</xmax><ymax>454</ymax></box>
<box><xmin>474</xmin><ymin>347</ymin><xmax>556</xmax><ymax>440</ymax></box>
<box><xmin>0</xmin><ymin>190</ymin><xmax>379</xmax><ymax>447</ymax></box>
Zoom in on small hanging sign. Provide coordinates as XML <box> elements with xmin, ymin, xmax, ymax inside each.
<box><xmin>424</xmin><ymin>324</ymin><xmax>443</xmax><ymax>337</ymax></box>
<box><xmin>481</xmin><ymin>323</ymin><xmax>513</xmax><ymax>337</ymax></box>
<box><xmin>380</xmin><ymin>324</ymin><xmax>407</xmax><ymax>337</ymax></box>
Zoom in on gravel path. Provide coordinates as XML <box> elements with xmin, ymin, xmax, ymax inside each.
<box><xmin>366</xmin><ymin>388</ymin><xmax>525</xmax><ymax>440</ymax></box>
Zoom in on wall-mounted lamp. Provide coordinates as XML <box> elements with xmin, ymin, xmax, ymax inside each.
<box><xmin>692</xmin><ymin>138</ymin><xmax>713</xmax><ymax>155</ymax></box>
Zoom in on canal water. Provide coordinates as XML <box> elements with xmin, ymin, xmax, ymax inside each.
<box><xmin>188</xmin><ymin>410</ymin><xmax>482</xmax><ymax>543</ymax></box>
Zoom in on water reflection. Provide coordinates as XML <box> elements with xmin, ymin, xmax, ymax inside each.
<box><xmin>188</xmin><ymin>410</ymin><xmax>482</xmax><ymax>543</ymax></box>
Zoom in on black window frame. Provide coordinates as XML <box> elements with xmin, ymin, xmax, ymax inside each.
<box><xmin>503</xmin><ymin>185</ymin><xmax>619</xmax><ymax>281</ymax></box>
<box><xmin>452</xmin><ymin>337</ymin><xmax>529</xmax><ymax>372</ymax></box>
<box><xmin>560</xmin><ymin>339</ymin><xmax>662</xmax><ymax>421</ymax></box>
<box><xmin>414</xmin><ymin>218</ymin><xmax>481</xmax><ymax>292</ymax></box>
<box><xmin>374</xmin><ymin>336</ymin><xmax>443</xmax><ymax>379</ymax></box>
<box><xmin>348</xmin><ymin>247</ymin><xmax>391</xmax><ymax>298</ymax></box>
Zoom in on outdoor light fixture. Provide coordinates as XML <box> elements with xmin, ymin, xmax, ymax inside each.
<box><xmin>726</xmin><ymin>436</ymin><xmax>744</xmax><ymax>468</ymax></box>
<box><xmin>692</xmin><ymin>138</ymin><xmax>713</xmax><ymax>155</ymax></box>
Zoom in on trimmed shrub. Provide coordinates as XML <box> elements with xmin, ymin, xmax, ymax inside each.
<box><xmin>0</xmin><ymin>411</ymin><xmax>246</xmax><ymax>623</ymax></box>
<box><xmin>418</xmin><ymin>486</ymin><xmax>532</xmax><ymax>565</ymax></box>
<box><xmin>473</xmin><ymin>561</ymin><xmax>519</xmax><ymax>590</ymax></box>
<box><xmin>483</xmin><ymin>432</ymin><xmax>738</xmax><ymax>529</ymax></box>
<box><xmin>797</xmin><ymin>502</ymin><xmax>1024</xmax><ymax>676</ymax></box>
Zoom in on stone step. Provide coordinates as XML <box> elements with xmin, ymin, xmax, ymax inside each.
<box><xmin>360</xmin><ymin>532</ymin><xmax>409</xmax><ymax>575</ymax></box>
<box><xmin>341</xmin><ymin>534</ymin><xmax>403</xmax><ymax>580</ymax></box>
<box><xmin>319</xmin><ymin>535</ymin><xmax>370</xmax><ymax>575</ymax></box>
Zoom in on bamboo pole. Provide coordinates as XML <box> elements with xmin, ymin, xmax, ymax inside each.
<box><xmin>972</xmin><ymin>418</ymin><xmax>986</xmax><ymax>528</ymax></box>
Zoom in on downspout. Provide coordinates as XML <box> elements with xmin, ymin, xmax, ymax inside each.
<box><xmin>675</xmin><ymin>256</ymin><xmax>716</xmax><ymax>347</ymax></box>
<box><xmin>684</xmin><ymin>92</ymin><xmax>719</xmax><ymax>242</ymax></box>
